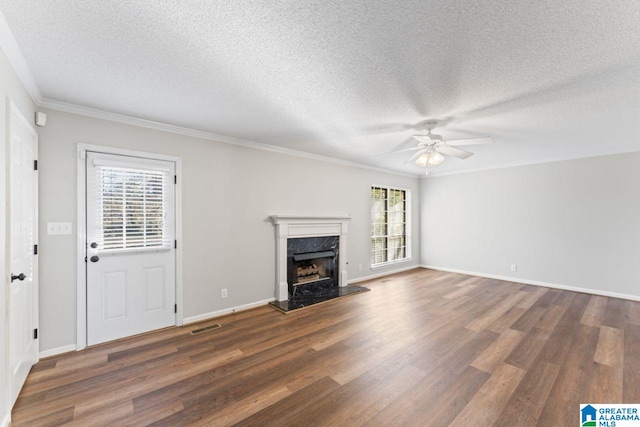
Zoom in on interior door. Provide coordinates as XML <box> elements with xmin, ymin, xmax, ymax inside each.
<box><xmin>9</xmin><ymin>103</ymin><xmax>39</xmax><ymax>407</ymax></box>
<box><xmin>86</xmin><ymin>152</ymin><xmax>176</xmax><ymax>346</ymax></box>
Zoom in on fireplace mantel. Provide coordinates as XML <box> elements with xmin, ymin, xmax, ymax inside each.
<box><xmin>270</xmin><ymin>215</ymin><xmax>351</xmax><ymax>301</ymax></box>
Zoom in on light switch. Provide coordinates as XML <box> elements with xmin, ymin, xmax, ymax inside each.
<box><xmin>47</xmin><ymin>222</ymin><xmax>72</xmax><ymax>235</ymax></box>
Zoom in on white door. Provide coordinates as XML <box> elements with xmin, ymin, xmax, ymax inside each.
<box><xmin>9</xmin><ymin>103</ymin><xmax>39</xmax><ymax>407</ymax></box>
<box><xmin>86</xmin><ymin>152</ymin><xmax>176</xmax><ymax>346</ymax></box>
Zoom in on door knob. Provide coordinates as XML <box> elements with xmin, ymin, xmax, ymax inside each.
<box><xmin>90</xmin><ymin>242</ymin><xmax>98</xmax><ymax>249</ymax></box>
<box><xmin>11</xmin><ymin>273</ymin><xmax>26</xmax><ymax>282</ymax></box>
<box><xmin>90</xmin><ymin>255</ymin><xmax>99</xmax><ymax>263</ymax></box>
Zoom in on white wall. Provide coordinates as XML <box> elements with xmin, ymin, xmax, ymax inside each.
<box><xmin>420</xmin><ymin>153</ymin><xmax>640</xmax><ymax>299</ymax></box>
<box><xmin>0</xmin><ymin>47</ymin><xmax>36</xmax><ymax>426</ymax></box>
<box><xmin>37</xmin><ymin>108</ymin><xmax>420</xmax><ymax>352</ymax></box>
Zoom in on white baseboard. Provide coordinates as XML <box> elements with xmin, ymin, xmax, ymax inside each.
<box><xmin>1</xmin><ymin>413</ymin><xmax>10</xmax><ymax>427</ymax></box>
<box><xmin>421</xmin><ymin>265</ymin><xmax>640</xmax><ymax>302</ymax></box>
<box><xmin>183</xmin><ymin>297</ymin><xmax>275</xmax><ymax>325</ymax></box>
<box><xmin>349</xmin><ymin>264</ymin><xmax>420</xmax><ymax>284</ymax></box>
<box><xmin>39</xmin><ymin>344</ymin><xmax>77</xmax><ymax>359</ymax></box>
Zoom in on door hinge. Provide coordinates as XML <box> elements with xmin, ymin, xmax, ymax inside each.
<box><xmin>33</xmin><ymin>328</ymin><xmax>38</xmax><ymax>339</ymax></box>
<box><xmin>174</xmin><ymin>175</ymin><xmax>177</xmax><ymax>184</ymax></box>
<box><xmin>34</xmin><ymin>160</ymin><xmax>38</xmax><ymax>171</ymax></box>
<box><xmin>174</xmin><ymin>240</ymin><xmax>177</xmax><ymax>249</ymax></box>
<box><xmin>174</xmin><ymin>304</ymin><xmax>177</xmax><ymax>314</ymax></box>
<box><xmin>34</xmin><ymin>244</ymin><xmax>38</xmax><ymax>255</ymax></box>
<box><xmin>85</xmin><ymin>256</ymin><xmax>87</xmax><ymax>263</ymax></box>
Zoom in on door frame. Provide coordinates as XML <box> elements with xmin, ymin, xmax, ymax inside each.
<box><xmin>76</xmin><ymin>143</ymin><xmax>183</xmax><ymax>350</ymax></box>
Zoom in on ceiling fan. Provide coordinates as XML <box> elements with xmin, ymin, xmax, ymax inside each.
<box><xmin>379</xmin><ymin>120</ymin><xmax>493</xmax><ymax>171</ymax></box>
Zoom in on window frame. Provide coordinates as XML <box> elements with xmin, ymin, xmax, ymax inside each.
<box><xmin>370</xmin><ymin>185</ymin><xmax>412</xmax><ymax>268</ymax></box>
<box><xmin>93</xmin><ymin>163</ymin><xmax>172</xmax><ymax>254</ymax></box>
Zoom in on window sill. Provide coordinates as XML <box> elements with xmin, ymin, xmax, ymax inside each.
<box><xmin>370</xmin><ymin>258</ymin><xmax>413</xmax><ymax>270</ymax></box>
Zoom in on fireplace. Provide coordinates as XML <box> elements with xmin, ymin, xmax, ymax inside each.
<box><xmin>270</xmin><ymin>215</ymin><xmax>351</xmax><ymax>301</ymax></box>
<box><xmin>269</xmin><ymin>215</ymin><xmax>369</xmax><ymax>311</ymax></box>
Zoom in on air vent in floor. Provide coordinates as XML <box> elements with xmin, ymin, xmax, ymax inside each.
<box><xmin>190</xmin><ymin>323</ymin><xmax>222</xmax><ymax>335</ymax></box>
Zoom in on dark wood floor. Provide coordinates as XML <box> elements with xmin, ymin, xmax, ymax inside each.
<box><xmin>12</xmin><ymin>268</ymin><xmax>640</xmax><ymax>426</ymax></box>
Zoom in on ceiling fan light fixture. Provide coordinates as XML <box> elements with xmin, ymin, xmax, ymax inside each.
<box><xmin>415</xmin><ymin>152</ymin><xmax>430</xmax><ymax>167</ymax></box>
<box><xmin>426</xmin><ymin>150</ymin><xmax>445</xmax><ymax>166</ymax></box>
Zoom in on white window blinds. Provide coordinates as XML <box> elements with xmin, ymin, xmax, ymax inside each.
<box><xmin>93</xmin><ymin>165</ymin><xmax>171</xmax><ymax>251</ymax></box>
<box><xmin>371</xmin><ymin>186</ymin><xmax>409</xmax><ymax>265</ymax></box>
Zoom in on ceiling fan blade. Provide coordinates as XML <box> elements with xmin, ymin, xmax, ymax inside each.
<box><xmin>359</xmin><ymin>120</ymin><xmax>427</xmax><ymax>135</ymax></box>
<box><xmin>375</xmin><ymin>146</ymin><xmax>424</xmax><ymax>157</ymax></box>
<box><xmin>446</xmin><ymin>136</ymin><xmax>493</xmax><ymax>146</ymax></box>
<box><xmin>437</xmin><ymin>146</ymin><xmax>474</xmax><ymax>159</ymax></box>
<box><xmin>404</xmin><ymin>148</ymin><xmax>427</xmax><ymax>164</ymax></box>
<box><xmin>412</xmin><ymin>135</ymin><xmax>432</xmax><ymax>144</ymax></box>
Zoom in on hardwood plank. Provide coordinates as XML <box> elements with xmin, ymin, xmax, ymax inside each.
<box><xmin>537</xmin><ymin>323</ymin><xmax>600</xmax><ymax>426</ymax></box>
<box><xmin>602</xmin><ymin>298</ymin><xmax>627</xmax><ymax>329</ymax></box>
<box><xmin>419</xmin><ymin>365</ymin><xmax>490</xmax><ymax>423</ymax></box>
<box><xmin>503</xmin><ymin>327</ymin><xmax>551</xmax><ymax>370</ymax></box>
<box><xmin>627</xmin><ymin>300</ymin><xmax>640</xmax><ymax>325</ymax></box>
<box><xmin>535</xmin><ymin>303</ymin><xmax>567</xmax><ymax>332</ymax></box>
<box><xmin>422</xmin><ymin>294</ymin><xmax>472</xmax><ymax>315</ymax></box>
<box><xmin>581</xmin><ymin>295</ymin><xmax>608</xmax><ymax>327</ymax></box>
<box><xmin>364</xmin><ymin>367</ymin><xmax>466</xmax><ymax>426</ymax></box>
<box><xmin>228</xmin><ymin>377</ymin><xmax>337</xmax><ymax>427</ymax></box>
<box><xmin>516</xmin><ymin>287</ymin><xmax>549</xmax><ymax>309</ymax></box>
<box><xmin>553</xmin><ymin>290</ymin><xmax>577</xmax><ymax>307</ymax></box>
<box><xmin>68</xmin><ymin>399</ymin><xmax>134</xmax><ymax>426</ymax></box>
<box><xmin>494</xmin><ymin>361</ymin><xmax>560</xmax><ymax>426</ymax></box>
<box><xmin>536</xmin><ymin>293</ymin><xmax>590</xmax><ymax>365</ymax></box>
<box><xmin>329</xmin><ymin>333</ymin><xmax>419</xmax><ymax>385</ymax></box>
<box><xmin>12</xmin><ymin>406</ymin><xmax>74</xmax><ymax>427</ymax></box>
<box><xmin>442</xmin><ymin>282</ymin><xmax>477</xmax><ymax>299</ymax></box>
<box><xmin>510</xmin><ymin>306</ymin><xmax>546</xmax><ymax>333</ymax></box>
<box><xmin>113</xmin><ymin>400</ymin><xmax>185</xmax><ymax>426</ymax></box>
<box><xmin>594</xmin><ymin>326</ymin><xmax>624</xmax><ymax>368</ymax></box>
<box><xmin>314</xmin><ymin>364</ymin><xmax>428</xmax><ymax>427</ymax></box>
<box><xmin>487</xmin><ymin>306</ymin><xmax>526</xmax><ymax>333</ymax></box>
<box><xmin>470</xmin><ymin>328</ymin><xmax>524</xmax><ymax>373</ymax></box>
<box><xmin>585</xmin><ymin>362</ymin><xmax>623</xmax><ymax>403</ymax></box>
<box><xmin>624</xmin><ymin>323</ymin><xmax>640</xmax><ymax>402</ymax></box>
<box><xmin>450</xmin><ymin>363</ymin><xmax>525</xmax><ymax>426</ymax></box>
<box><xmin>28</xmin><ymin>358</ymin><xmax>57</xmax><ymax>374</ymax></box>
<box><xmin>465</xmin><ymin>291</ymin><xmax>529</xmax><ymax>331</ymax></box>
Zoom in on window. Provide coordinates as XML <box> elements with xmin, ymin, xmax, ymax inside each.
<box><xmin>95</xmin><ymin>165</ymin><xmax>171</xmax><ymax>251</ymax></box>
<box><xmin>371</xmin><ymin>186</ymin><xmax>410</xmax><ymax>266</ymax></box>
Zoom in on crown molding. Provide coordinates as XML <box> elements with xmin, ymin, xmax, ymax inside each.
<box><xmin>0</xmin><ymin>9</ymin><xmax>42</xmax><ymax>103</ymax></box>
<box><xmin>39</xmin><ymin>97</ymin><xmax>418</xmax><ymax>179</ymax></box>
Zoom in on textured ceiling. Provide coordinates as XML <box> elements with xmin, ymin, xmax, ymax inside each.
<box><xmin>1</xmin><ymin>1</ymin><xmax>639</xmax><ymax>175</ymax></box>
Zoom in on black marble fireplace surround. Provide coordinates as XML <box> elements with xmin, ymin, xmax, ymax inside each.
<box><xmin>287</xmin><ymin>236</ymin><xmax>339</xmax><ymax>293</ymax></box>
<box><xmin>269</xmin><ymin>235</ymin><xmax>369</xmax><ymax>312</ymax></box>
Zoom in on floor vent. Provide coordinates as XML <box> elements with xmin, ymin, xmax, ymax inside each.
<box><xmin>190</xmin><ymin>323</ymin><xmax>222</xmax><ymax>335</ymax></box>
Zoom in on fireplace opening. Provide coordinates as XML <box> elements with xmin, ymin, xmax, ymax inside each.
<box><xmin>286</xmin><ymin>236</ymin><xmax>339</xmax><ymax>297</ymax></box>
<box><xmin>293</xmin><ymin>250</ymin><xmax>335</xmax><ymax>286</ymax></box>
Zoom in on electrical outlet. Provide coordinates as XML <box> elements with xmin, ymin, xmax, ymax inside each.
<box><xmin>510</xmin><ymin>264</ymin><xmax>518</xmax><ymax>272</ymax></box>
<box><xmin>221</xmin><ymin>288</ymin><xmax>228</xmax><ymax>299</ymax></box>
<box><xmin>359</xmin><ymin>264</ymin><xmax>363</xmax><ymax>271</ymax></box>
